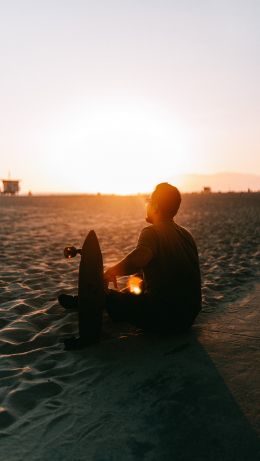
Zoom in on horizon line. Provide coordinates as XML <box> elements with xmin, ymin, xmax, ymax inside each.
<box><xmin>3</xmin><ymin>189</ymin><xmax>260</xmax><ymax>198</ymax></box>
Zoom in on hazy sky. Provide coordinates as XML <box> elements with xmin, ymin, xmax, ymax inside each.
<box><xmin>0</xmin><ymin>0</ymin><xmax>259</xmax><ymax>193</ymax></box>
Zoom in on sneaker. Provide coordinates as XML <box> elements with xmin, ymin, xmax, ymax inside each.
<box><xmin>58</xmin><ymin>294</ymin><xmax>78</xmax><ymax>310</ymax></box>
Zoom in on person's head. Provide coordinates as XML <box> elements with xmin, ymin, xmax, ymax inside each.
<box><xmin>146</xmin><ymin>183</ymin><xmax>181</xmax><ymax>224</ymax></box>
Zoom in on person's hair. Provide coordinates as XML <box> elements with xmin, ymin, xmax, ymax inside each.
<box><xmin>151</xmin><ymin>183</ymin><xmax>181</xmax><ymax>218</ymax></box>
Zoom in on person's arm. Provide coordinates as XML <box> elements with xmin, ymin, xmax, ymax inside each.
<box><xmin>104</xmin><ymin>246</ymin><xmax>153</xmax><ymax>288</ymax></box>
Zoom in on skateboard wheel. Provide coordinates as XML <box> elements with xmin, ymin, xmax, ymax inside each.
<box><xmin>64</xmin><ymin>246</ymin><xmax>77</xmax><ymax>258</ymax></box>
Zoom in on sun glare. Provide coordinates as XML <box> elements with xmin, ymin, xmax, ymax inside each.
<box><xmin>40</xmin><ymin>100</ymin><xmax>194</xmax><ymax>194</ymax></box>
<box><xmin>127</xmin><ymin>276</ymin><xmax>143</xmax><ymax>294</ymax></box>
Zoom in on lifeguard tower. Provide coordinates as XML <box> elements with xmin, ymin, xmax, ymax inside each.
<box><xmin>1</xmin><ymin>179</ymin><xmax>20</xmax><ymax>195</ymax></box>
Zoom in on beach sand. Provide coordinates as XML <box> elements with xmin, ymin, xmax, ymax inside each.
<box><xmin>0</xmin><ymin>194</ymin><xmax>259</xmax><ymax>460</ymax></box>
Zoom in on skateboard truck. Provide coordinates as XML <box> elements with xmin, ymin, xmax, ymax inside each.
<box><xmin>64</xmin><ymin>246</ymin><xmax>82</xmax><ymax>258</ymax></box>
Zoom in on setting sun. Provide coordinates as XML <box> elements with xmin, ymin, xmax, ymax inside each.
<box><xmin>38</xmin><ymin>100</ymin><xmax>192</xmax><ymax>195</ymax></box>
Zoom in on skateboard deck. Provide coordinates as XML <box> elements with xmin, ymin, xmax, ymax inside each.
<box><xmin>77</xmin><ymin>230</ymin><xmax>104</xmax><ymax>344</ymax></box>
<box><xmin>64</xmin><ymin>230</ymin><xmax>104</xmax><ymax>350</ymax></box>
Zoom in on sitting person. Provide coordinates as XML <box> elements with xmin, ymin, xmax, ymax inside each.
<box><xmin>59</xmin><ymin>183</ymin><xmax>202</xmax><ymax>349</ymax></box>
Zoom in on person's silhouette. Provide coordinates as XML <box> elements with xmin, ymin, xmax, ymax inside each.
<box><xmin>59</xmin><ymin>183</ymin><xmax>202</xmax><ymax>348</ymax></box>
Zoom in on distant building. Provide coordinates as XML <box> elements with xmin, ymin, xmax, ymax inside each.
<box><xmin>202</xmin><ymin>186</ymin><xmax>212</xmax><ymax>193</ymax></box>
<box><xmin>1</xmin><ymin>179</ymin><xmax>20</xmax><ymax>195</ymax></box>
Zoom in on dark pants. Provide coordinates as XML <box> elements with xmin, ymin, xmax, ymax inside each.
<box><xmin>105</xmin><ymin>289</ymin><xmax>196</xmax><ymax>334</ymax></box>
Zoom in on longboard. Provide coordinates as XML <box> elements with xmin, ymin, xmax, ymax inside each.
<box><xmin>64</xmin><ymin>230</ymin><xmax>104</xmax><ymax>350</ymax></box>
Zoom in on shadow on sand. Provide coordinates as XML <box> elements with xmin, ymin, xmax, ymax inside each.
<box><xmin>84</xmin><ymin>326</ymin><xmax>260</xmax><ymax>461</ymax></box>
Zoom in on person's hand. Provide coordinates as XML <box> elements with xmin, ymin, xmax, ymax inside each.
<box><xmin>104</xmin><ymin>267</ymin><xmax>118</xmax><ymax>290</ymax></box>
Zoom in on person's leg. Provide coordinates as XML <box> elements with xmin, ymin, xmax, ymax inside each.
<box><xmin>60</xmin><ymin>289</ymin><xmax>157</xmax><ymax>329</ymax></box>
<box><xmin>59</xmin><ymin>288</ymin><xmax>196</xmax><ymax>337</ymax></box>
<box><xmin>106</xmin><ymin>291</ymin><xmax>197</xmax><ymax>334</ymax></box>
<box><xmin>105</xmin><ymin>290</ymin><xmax>160</xmax><ymax>331</ymax></box>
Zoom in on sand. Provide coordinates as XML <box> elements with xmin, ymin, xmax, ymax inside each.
<box><xmin>0</xmin><ymin>194</ymin><xmax>259</xmax><ymax>460</ymax></box>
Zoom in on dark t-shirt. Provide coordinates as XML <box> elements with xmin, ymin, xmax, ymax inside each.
<box><xmin>137</xmin><ymin>221</ymin><xmax>202</xmax><ymax>318</ymax></box>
